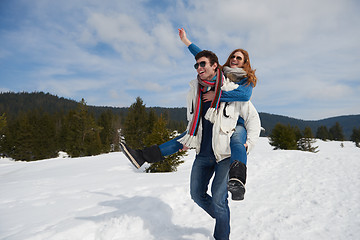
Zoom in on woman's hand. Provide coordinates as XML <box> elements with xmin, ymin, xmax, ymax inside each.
<box><xmin>180</xmin><ymin>145</ymin><xmax>190</xmax><ymax>152</ymax></box>
<box><xmin>178</xmin><ymin>28</ymin><xmax>192</xmax><ymax>46</ymax></box>
<box><xmin>202</xmin><ymin>91</ymin><xmax>215</xmax><ymax>102</ymax></box>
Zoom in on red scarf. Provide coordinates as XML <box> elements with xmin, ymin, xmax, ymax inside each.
<box><xmin>188</xmin><ymin>68</ymin><xmax>223</xmax><ymax>137</ymax></box>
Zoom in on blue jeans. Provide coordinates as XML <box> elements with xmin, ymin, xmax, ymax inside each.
<box><xmin>230</xmin><ymin>123</ymin><xmax>247</xmax><ymax>165</ymax></box>
<box><xmin>190</xmin><ymin>155</ymin><xmax>231</xmax><ymax>240</ymax></box>
<box><xmin>158</xmin><ymin>131</ymin><xmax>186</xmax><ymax>156</ymax></box>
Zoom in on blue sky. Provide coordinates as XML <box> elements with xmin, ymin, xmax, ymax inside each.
<box><xmin>1</xmin><ymin>0</ymin><xmax>359</xmax><ymax>120</ymax></box>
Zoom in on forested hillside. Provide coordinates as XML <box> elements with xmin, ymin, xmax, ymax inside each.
<box><xmin>1</xmin><ymin>92</ymin><xmax>359</xmax><ymax>139</ymax></box>
<box><xmin>1</xmin><ymin>91</ymin><xmax>359</xmax><ymax>161</ymax></box>
<box><xmin>0</xmin><ymin>92</ymin><xmax>188</xmax><ymax>161</ymax></box>
<box><xmin>259</xmin><ymin>112</ymin><xmax>360</xmax><ymax>139</ymax></box>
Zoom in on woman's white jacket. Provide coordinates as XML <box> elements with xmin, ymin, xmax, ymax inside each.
<box><xmin>183</xmin><ymin>78</ymin><xmax>261</xmax><ymax>162</ymax></box>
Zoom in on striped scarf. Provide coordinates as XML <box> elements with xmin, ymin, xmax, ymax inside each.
<box><xmin>179</xmin><ymin>69</ymin><xmax>223</xmax><ymax>148</ymax></box>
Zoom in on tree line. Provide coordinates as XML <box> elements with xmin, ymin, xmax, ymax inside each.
<box><xmin>0</xmin><ymin>96</ymin><xmax>186</xmax><ymax>172</ymax></box>
<box><xmin>269</xmin><ymin>122</ymin><xmax>360</xmax><ymax>151</ymax></box>
<box><xmin>1</xmin><ymin>93</ymin><xmax>359</xmax><ymax>170</ymax></box>
<box><xmin>0</xmin><ymin>99</ymin><xmax>121</xmax><ymax>160</ymax></box>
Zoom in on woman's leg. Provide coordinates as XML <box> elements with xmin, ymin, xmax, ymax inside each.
<box><xmin>158</xmin><ymin>131</ymin><xmax>186</xmax><ymax>156</ymax></box>
<box><xmin>230</xmin><ymin>123</ymin><xmax>247</xmax><ymax>165</ymax></box>
<box><xmin>228</xmin><ymin>122</ymin><xmax>248</xmax><ymax>200</ymax></box>
<box><xmin>120</xmin><ymin>132</ymin><xmax>186</xmax><ymax>169</ymax></box>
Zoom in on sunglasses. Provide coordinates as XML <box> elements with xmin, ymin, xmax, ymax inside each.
<box><xmin>194</xmin><ymin>61</ymin><xmax>207</xmax><ymax>69</ymax></box>
<box><xmin>231</xmin><ymin>55</ymin><xmax>243</xmax><ymax>61</ymax></box>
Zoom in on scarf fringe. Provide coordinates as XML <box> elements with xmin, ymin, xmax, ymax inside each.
<box><xmin>204</xmin><ymin>107</ymin><xmax>217</xmax><ymax>123</ymax></box>
<box><xmin>177</xmin><ymin>133</ymin><xmax>198</xmax><ymax>148</ymax></box>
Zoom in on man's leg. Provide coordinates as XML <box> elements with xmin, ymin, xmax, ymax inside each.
<box><xmin>190</xmin><ymin>155</ymin><xmax>216</xmax><ymax>218</ymax></box>
<box><xmin>212</xmin><ymin>158</ymin><xmax>231</xmax><ymax>240</ymax></box>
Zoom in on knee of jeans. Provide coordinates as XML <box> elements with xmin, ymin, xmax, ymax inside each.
<box><xmin>212</xmin><ymin>196</ymin><xmax>228</xmax><ymax>213</ymax></box>
<box><xmin>190</xmin><ymin>185</ymin><xmax>197</xmax><ymax>197</ymax></box>
<box><xmin>231</xmin><ymin>134</ymin><xmax>246</xmax><ymax>146</ymax></box>
<box><xmin>212</xmin><ymin>190</ymin><xmax>227</xmax><ymax>206</ymax></box>
<box><xmin>190</xmin><ymin>188</ymin><xmax>202</xmax><ymax>202</ymax></box>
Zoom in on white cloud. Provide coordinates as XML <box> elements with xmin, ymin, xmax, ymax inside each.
<box><xmin>1</xmin><ymin>0</ymin><xmax>359</xmax><ymax>119</ymax></box>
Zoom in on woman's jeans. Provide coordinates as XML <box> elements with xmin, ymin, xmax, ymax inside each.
<box><xmin>158</xmin><ymin>131</ymin><xmax>186</xmax><ymax>156</ymax></box>
<box><xmin>230</xmin><ymin>123</ymin><xmax>247</xmax><ymax>165</ymax></box>
<box><xmin>190</xmin><ymin>155</ymin><xmax>231</xmax><ymax>240</ymax></box>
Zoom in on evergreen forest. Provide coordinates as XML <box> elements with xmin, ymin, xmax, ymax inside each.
<box><xmin>1</xmin><ymin>92</ymin><xmax>359</xmax><ymax>166</ymax></box>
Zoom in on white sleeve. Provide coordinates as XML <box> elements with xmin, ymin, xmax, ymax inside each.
<box><xmin>243</xmin><ymin>101</ymin><xmax>261</xmax><ymax>153</ymax></box>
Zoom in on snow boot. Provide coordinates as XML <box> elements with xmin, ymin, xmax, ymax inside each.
<box><xmin>119</xmin><ymin>142</ymin><xmax>164</xmax><ymax>169</ymax></box>
<box><xmin>227</xmin><ymin>160</ymin><xmax>247</xmax><ymax>201</ymax></box>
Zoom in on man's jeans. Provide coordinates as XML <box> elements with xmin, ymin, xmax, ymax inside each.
<box><xmin>190</xmin><ymin>155</ymin><xmax>231</xmax><ymax>240</ymax></box>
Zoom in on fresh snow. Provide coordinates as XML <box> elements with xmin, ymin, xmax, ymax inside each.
<box><xmin>1</xmin><ymin>138</ymin><xmax>359</xmax><ymax>240</ymax></box>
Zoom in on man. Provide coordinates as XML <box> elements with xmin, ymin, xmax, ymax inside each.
<box><xmin>181</xmin><ymin>50</ymin><xmax>231</xmax><ymax>240</ymax></box>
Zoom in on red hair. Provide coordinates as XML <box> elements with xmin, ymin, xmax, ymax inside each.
<box><xmin>223</xmin><ymin>49</ymin><xmax>257</xmax><ymax>87</ymax></box>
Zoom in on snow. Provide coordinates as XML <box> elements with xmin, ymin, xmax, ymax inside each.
<box><xmin>1</xmin><ymin>138</ymin><xmax>359</xmax><ymax>240</ymax></box>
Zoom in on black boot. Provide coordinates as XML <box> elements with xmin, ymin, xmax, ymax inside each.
<box><xmin>227</xmin><ymin>160</ymin><xmax>247</xmax><ymax>201</ymax></box>
<box><xmin>119</xmin><ymin>142</ymin><xmax>164</xmax><ymax>169</ymax></box>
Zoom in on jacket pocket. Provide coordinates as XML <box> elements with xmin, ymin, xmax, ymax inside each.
<box><xmin>220</xmin><ymin>103</ymin><xmax>237</xmax><ymax>134</ymax></box>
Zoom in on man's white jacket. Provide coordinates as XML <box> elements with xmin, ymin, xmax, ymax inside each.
<box><xmin>180</xmin><ymin>78</ymin><xmax>261</xmax><ymax>162</ymax></box>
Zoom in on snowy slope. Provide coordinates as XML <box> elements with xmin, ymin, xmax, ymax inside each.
<box><xmin>1</xmin><ymin>138</ymin><xmax>359</xmax><ymax>240</ymax></box>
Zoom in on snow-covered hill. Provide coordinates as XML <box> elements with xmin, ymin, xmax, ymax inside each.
<box><xmin>1</xmin><ymin>138</ymin><xmax>359</xmax><ymax>240</ymax></box>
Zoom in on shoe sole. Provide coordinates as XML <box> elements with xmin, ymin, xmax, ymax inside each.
<box><xmin>119</xmin><ymin>142</ymin><xmax>141</xmax><ymax>169</ymax></box>
<box><xmin>228</xmin><ymin>178</ymin><xmax>245</xmax><ymax>201</ymax></box>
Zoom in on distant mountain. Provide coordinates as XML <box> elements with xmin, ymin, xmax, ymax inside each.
<box><xmin>1</xmin><ymin>92</ymin><xmax>359</xmax><ymax>140</ymax></box>
<box><xmin>258</xmin><ymin>112</ymin><xmax>360</xmax><ymax>140</ymax></box>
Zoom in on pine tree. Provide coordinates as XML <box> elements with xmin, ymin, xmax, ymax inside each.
<box><xmin>122</xmin><ymin>97</ymin><xmax>149</xmax><ymax>149</ymax></box>
<box><xmin>316</xmin><ymin>125</ymin><xmax>331</xmax><ymax>140</ymax></box>
<box><xmin>292</xmin><ymin>125</ymin><xmax>302</xmax><ymax>144</ymax></box>
<box><xmin>329</xmin><ymin>122</ymin><xmax>345</xmax><ymax>141</ymax></box>
<box><xmin>98</xmin><ymin>110</ymin><xmax>119</xmax><ymax>152</ymax></box>
<box><xmin>31</xmin><ymin>111</ymin><xmax>58</xmax><ymax>160</ymax></box>
<box><xmin>298</xmin><ymin>126</ymin><xmax>319</xmax><ymax>152</ymax></box>
<box><xmin>0</xmin><ymin>113</ymin><xmax>6</xmax><ymax>132</ymax></box>
<box><xmin>0</xmin><ymin>113</ymin><xmax>8</xmax><ymax>156</ymax></box>
<box><xmin>350</xmin><ymin>127</ymin><xmax>360</xmax><ymax>148</ymax></box>
<box><xmin>63</xmin><ymin>99</ymin><xmax>103</xmax><ymax>157</ymax></box>
<box><xmin>269</xmin><ymin>123</ymin><xmax>298</xmax><ymax>150</ymax></box>
<box><xmin>9</xmin><ymin>111</ymin><xmax>34</xmax><ymax>160</ymax></box>
<box><xmin>144</xmin><ymin>115</ymin><xmax>185</xmax><ymax>173</ymax></box>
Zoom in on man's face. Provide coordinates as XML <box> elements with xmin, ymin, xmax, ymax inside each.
<box><xmin>195</xmin><ymin>57</ymin><xmax>217</xmax><ymax>81</ymax></box>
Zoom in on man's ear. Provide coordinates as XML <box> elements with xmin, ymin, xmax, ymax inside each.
<box><xmin>212</xmin><ymin>62</ymin><xmax>218</xmax><ymax>70</ymax></box>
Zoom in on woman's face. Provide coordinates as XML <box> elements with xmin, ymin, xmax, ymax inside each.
<box><xmin>229</xmin><ymin>51</ymin><xmax>245</xmax><ymax>68</ymax></box>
